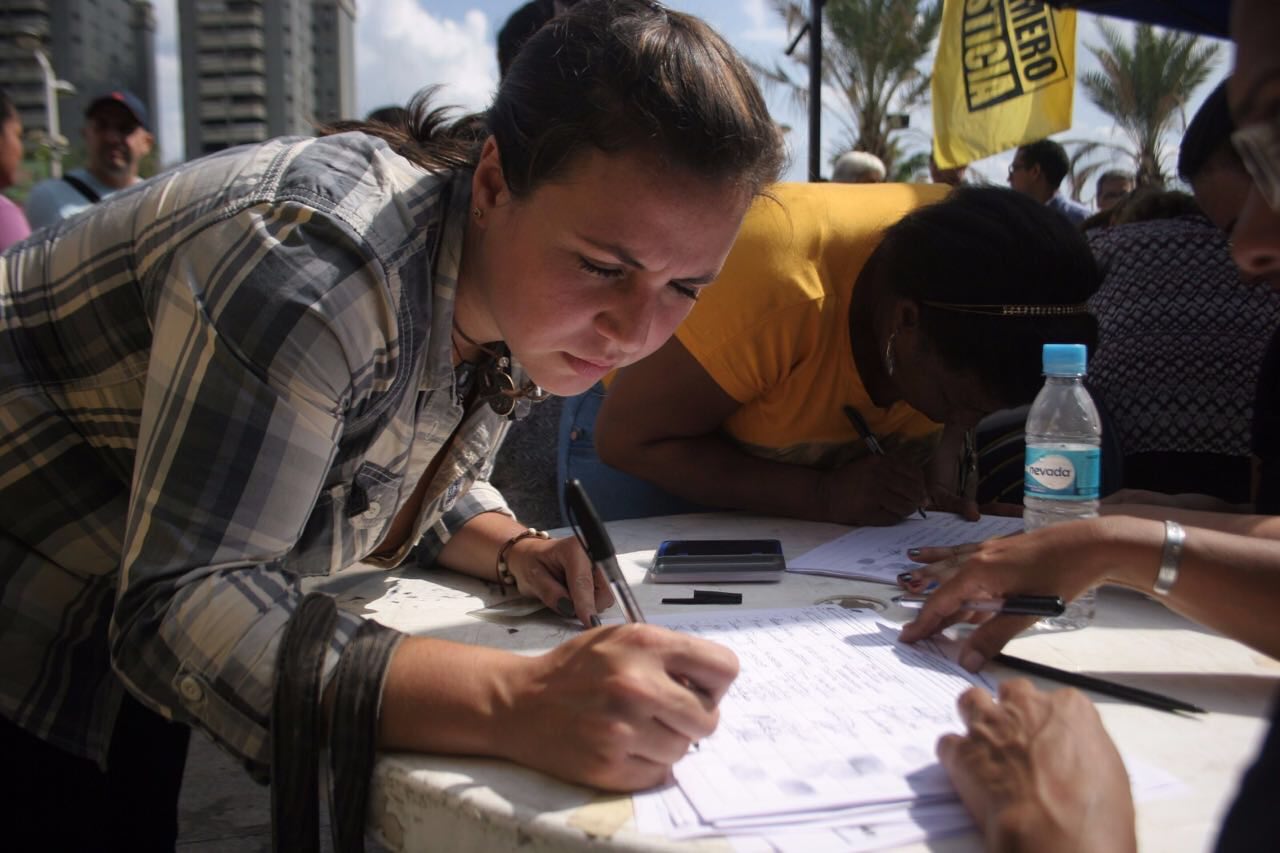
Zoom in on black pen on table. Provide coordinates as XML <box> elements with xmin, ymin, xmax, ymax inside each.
<box><xmin>993</xmin><ymin>653</ymin><xmax>1206</xmax><ymax>715</ymax></box>
<box><xmin>843</xmin><ymin>405</ymin><xmax>927</xmax><ymax>520</ymax></box>
<box><xmin>895</xmin><ymin>593</ymin><xmax>1065</xmax><ymax>617</ymax></box>
<box><xmin>564</xmin><ymin>478</ymin><xmax>645</xmax><ymax>627</ymax></box>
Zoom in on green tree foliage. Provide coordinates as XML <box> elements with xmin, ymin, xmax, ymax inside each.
<box><xmin>761</xmin><ymin>0</ymin><xmax>941</xmax><ymax>174</ymax></box>
<box><xmin>1079</xmin><ymin>22</ymin><xmax>1220</xmax><ymax>186</ymax></box>
<box><xmin>888</xmin><ymin>148</ymin><xmax>929</xmax><ymax>182</ymax></box>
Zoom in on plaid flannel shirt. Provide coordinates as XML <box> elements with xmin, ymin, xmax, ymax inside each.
<box><xmin>0</xmin><ymin>132</ymin><xmax>517</xmax><ymax>771</ymax></box>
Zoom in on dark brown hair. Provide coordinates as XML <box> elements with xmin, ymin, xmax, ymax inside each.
<box><xmin>1111</xmin><ymin>188</ymin><xmax>1202</xmax><ymax>225</ymax></box>
<box><xmin>324</xmin><ymin>0</ymin><xmax>784</xmax><ymax>199</ymax></box>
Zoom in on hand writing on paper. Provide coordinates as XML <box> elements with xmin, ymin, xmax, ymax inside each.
<box><xmin>818</xmin><ymin>452</ymin><xmax>930</xmax><ymax>526</ymax></box>
<box><xmin>927</xmin><ymin>422</ymin><xmax>980</xmax><ymax>521</ymax></box>
<box><xmin>939</xmin><ymin>680</ymin><xmax>1136</xmax><ymax>853</ymax></box>
<box><xmin>500</xmin><ymin>624</ymin><xmax>739</xmax><ymax>791</ymax></box>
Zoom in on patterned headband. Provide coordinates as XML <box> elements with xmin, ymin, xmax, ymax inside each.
<box><xmin>919</xmin><ymin>300</ymin><xmax>1091</xmax><ymax>317</ymax></box>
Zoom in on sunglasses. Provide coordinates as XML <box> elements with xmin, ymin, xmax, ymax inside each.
<box><xmin>1232</xmin><ymin>116</ymin><xmax>1280</xmax><ymax>211</ymax></box>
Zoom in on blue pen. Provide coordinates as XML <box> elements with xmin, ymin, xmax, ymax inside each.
<box><xmin>842</xmin><ymin>405</ymin><xmax>928</xmax><ymax>520</ymax></box>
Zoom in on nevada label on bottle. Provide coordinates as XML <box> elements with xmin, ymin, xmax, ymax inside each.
<box><xmin>1024</xmin><ymin>447</ymin><xmax>1101</xmax><ymax>500</ymax></box>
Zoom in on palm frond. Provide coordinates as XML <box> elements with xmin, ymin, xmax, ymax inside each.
<box><xmin>772</xmin><ymin>0</ymin><xmax>941</xmax><ymax>170</ymax></box>
<box><xmin>1081</xmin><ymin>22</ymin><xmax>1222</xmax><ymax>184</ymax></box>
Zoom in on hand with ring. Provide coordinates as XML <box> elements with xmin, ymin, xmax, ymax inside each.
<box><xmin>897</xmin><ymin>518</ymin><xmax>1117</xmax><ymax>671</ymax></box>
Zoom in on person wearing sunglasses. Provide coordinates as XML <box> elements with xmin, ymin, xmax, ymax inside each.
<box><xmin>899</xmin><ymin>3</ymin><xmax>1280</xmax><ymax>849</ymax></box>
<box><xmin>1007</xmin><ymin>138</ymin><xmax>1091</xmax><ymax>226</ymax></box>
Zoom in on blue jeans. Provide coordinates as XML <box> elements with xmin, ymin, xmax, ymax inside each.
<box><xmin>556</xmin><ymin>382</ymin><xmax>708</xmax><ymax>526</ymax></box>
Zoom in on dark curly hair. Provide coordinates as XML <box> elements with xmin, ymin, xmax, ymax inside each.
<box><xmin>860</xmin><ymin>186</ymin><xmax>1101</xmax><ymax>406</ymax></box>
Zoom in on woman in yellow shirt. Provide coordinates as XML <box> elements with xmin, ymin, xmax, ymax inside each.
<box><xmin>593</xmin><ymin>183</ymin><xmax>1099</xmax><ymax>526</ymax></box>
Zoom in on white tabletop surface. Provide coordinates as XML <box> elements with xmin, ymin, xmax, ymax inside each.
<box><xmin>319</xmin><ymin>513</ymin><xmax>1280</xmax><ymax>852</ymax></box>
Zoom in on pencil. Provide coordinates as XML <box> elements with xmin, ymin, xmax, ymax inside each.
<box><xmin>993</xmin><ymin>653</ymin><xmax>1206</xmax><ymax>715</ymax></box>
<box><xmin>842</xmin><ymin>405</ymin><xmax>927</xmax><ymax>520</ymax></box>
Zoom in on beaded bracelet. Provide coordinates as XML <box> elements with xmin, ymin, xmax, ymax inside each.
<box><xmin>496</xmin><ymin>528</ymin><xmax>550</xmax><ymax>587</ymax></box>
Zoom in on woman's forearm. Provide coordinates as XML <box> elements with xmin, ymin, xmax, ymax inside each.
<box><xmin>1102</xmin><ymin>503</ymin><xmax>1280</xmax><ymax>538</ymax></box>
<box><xmin>1097</xmin><ymin>516</ymin><xmax>1280</xmax><ymax>660</ymax></box>
<box><xmin>378</xmin><ymin>636</ymin><xmax>519</xmax><ymax>756</ymax></box>
<box><xmin>435</xmin><ymin>510</ymin><xmax>528</xmax><ymax>583</ymax></box>
<box><xmin>602</xmin><ymin>431</ymin><xmax>833</xmax><ymax>521</ymax></box>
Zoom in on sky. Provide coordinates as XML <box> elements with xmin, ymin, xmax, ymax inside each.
<box><xmin>149</xmin><ymin>0</ymin><xmax>1232</xmax><ymax>205</ymax></box>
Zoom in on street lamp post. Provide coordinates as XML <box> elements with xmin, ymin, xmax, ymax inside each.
<box><xmin>13</xmin><ymin>29</ymin><xmax>75</xmax><ymax>179</ymax></box>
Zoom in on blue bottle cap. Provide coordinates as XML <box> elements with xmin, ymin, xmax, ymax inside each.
<box><xmin>1042</xmin><ymin>343</ymin><xmax>1088</xmax><ymax>375</ymax></box>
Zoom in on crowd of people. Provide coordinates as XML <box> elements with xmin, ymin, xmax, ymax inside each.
<box><xmin>0</xmin><ymin>0</ymin><xmax>1276</xmax><ymax>851</ymax></box>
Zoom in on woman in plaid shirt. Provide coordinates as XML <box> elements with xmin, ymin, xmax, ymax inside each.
<box><xmin>0</xmin><ymin>1</ymin><xmax>784</xmax><ymax>847</ymax></box>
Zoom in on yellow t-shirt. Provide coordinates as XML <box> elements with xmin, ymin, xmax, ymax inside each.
<box><xmin>675</xmin><ymin>182</ymin><xmax>949</xmax><ymax>468</ymax></box>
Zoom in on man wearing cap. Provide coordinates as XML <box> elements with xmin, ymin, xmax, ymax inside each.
<box><xmin>25</xmin><ymin>90</ymin><xmax>153</xmax><ymax>230</ymax></box>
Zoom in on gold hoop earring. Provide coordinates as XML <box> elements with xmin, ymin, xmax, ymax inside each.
<box><xmin>473</xmin><ymin>206</ymin><xmax>483</xmax><ymax>219</ymax></box>
<box><xmin>884</xmin><ymin>331</ymin><xmax>897</xmax><ymax>377</ymax></box>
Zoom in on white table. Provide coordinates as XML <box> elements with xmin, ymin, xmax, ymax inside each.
<box><xmin>321</xmin><ymin>513</ymin><xmax>1280</xmax><ymax>852</ymax></box>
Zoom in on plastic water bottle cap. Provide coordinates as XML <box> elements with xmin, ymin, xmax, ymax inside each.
<box><xmin>1042</xmin><ymin>343</ymin><xmax>1087</xmax><ymax>375</ymax></box>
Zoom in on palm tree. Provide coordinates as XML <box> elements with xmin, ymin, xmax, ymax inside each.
<box><xmin>1079</xmin><ymin>22</ymin><xmax>1220</xmax><ymax>186</ymax></box>
<box><xmin>1061</xmin><ymin>138</ymin><xmax>1128</xmax><ymax>201</ymax></box>
<box><xmin>758</xmin><ymin>0</ymin><xmax>941</xmax><ymax>174</ymax></box>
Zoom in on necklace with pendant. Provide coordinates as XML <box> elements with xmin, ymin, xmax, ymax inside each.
<box><xmin>451</xmin><ymin>320</ymin><xmax>551</xmax><ymax>418</ymax></box>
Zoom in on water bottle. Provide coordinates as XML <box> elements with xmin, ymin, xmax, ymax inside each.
<box><xmin>1024</xmin><ymin>344</ymin><xmax>1102</xmax><ymax>629</ymax></box>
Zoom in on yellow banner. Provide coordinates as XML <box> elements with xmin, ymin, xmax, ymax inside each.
<box><xmin>931</xmin><ymin>0</ymin><xmax>1076</xmax><ymax>168</ymax></box>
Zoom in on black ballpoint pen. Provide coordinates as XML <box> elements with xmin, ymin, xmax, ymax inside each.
<box><xmin>993</xmin><ymin>653</ymin><xmax>1207</xmax><ymax>715</ymax></box>
<box><xmin>843</xmin><ymin>405</ymin><xmax>928</xmax><ymax>520</ymax></box>
<box><xmin>895</xmin><ymin>593</ymin><xmax>1065</xmax><ymax>617</ymax></box>
<box><xmin>564</xmin><ymin>478</ymin><xmax>645</xmax><ymax>625</ymax></box>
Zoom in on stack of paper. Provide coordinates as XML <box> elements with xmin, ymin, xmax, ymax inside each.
<box><xmin>632</xmin><ymin>605</ymin><xmax>1184</xmax><ymax>851</ymax></box>
<box><xmin>632</xmin><ymin>606</ymin><xmax>985</xmax><ymax>849</ymax></box>
<box><xmin>787</xmin><ymin>513</ymin><xmax>1024</xmax><ymax>584</ymax></box>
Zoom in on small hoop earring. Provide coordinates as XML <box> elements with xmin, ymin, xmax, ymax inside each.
<box><xmin>884</xmin><ymin>331</ymin><xmax>897</xmax><ymax>377</ymax></box>
<box><xmin>472</xmin><ymin>206</ymin><xmax>483</xmax><ymax>219</ymax></box>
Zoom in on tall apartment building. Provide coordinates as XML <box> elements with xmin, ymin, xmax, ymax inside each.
<box><xmin>313</xmin><ymin>0</ymin><xmax>355</xmax><ymax>125</ymax></box>
<box><xmin>0</xmin><ymin>0</ymin><xmax>157</xmax><ymax>153</ymax></box>
<box><xmin>179</xmin><ymin>0</ymin><xmax>356</xmax><ymax>160</ymax></box>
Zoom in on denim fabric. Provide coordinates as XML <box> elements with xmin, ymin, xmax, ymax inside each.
<box><xmin>556</xmin><ymin>382</ymin><xmax>709</xmax><ymax>525</ymax></box>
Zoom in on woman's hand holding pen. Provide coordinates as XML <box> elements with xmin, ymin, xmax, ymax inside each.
<box><xmin>925</xmin><ymin>482</ymin><xmax>981</xmax><ymax>521</ymax></box>
<box><xmin>818</xmin><ymin>453</ymin><xmax>930</xmax><ymax>526</ymax></box>
<box><xmin>377</xmin><ymin>625</ymin><xmax>738</xmax><ymax>793</ymax></box>
<box><xmin>505</xmin><ymin>533</ymin><xmax>613</xmax><ymax>626</ymax></box>
<box><xmin>926</xmin><ymin>422</ymin><xmax>980</xmax><ymax>521</ymax></box>
<box><xmin>940</xmin><ymin>680</ymin><xmax>1136</xmax><ymax>853</ymax></box>
<box><xmin>497</xmin><ymin>624</ymin><xmax>739</xmax><ymax>791</ymax></box>
<box><xmin>897</xmin><ymin>519</ymin><xmax>1122</xmax><ymax>671</ymax></box>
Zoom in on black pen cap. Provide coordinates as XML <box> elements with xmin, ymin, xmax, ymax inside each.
<box><xmin>563</xmin><ymin>479</ymin><xmax>617</xmax><ymax>561</ymax></box>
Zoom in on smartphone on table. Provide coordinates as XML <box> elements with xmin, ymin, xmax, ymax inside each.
<box><xmin>646</xmin><ymin>539</ymin><xmax>785</xmax><ymax>583</ymax></box>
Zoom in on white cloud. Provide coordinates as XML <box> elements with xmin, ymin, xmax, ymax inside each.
<box><xmin>737</xmin><ymin>0</ymin><xmax>790</xmax><ymax>45</ymax></box>
<box><xmin>355</xmin><ymin>0</ymin><xmax>496</xmax><ymax>118</ymax></box>
<box><xmin>150</xmin><ymin>0</ymin><xmax>498</xmax><ymax>166</ymax></box>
